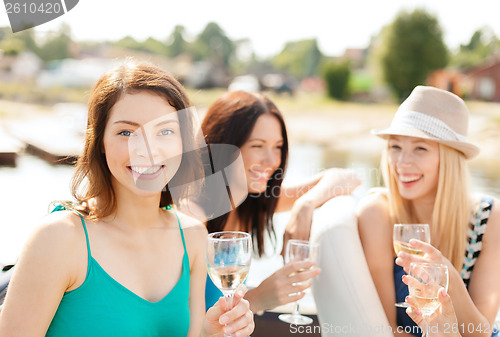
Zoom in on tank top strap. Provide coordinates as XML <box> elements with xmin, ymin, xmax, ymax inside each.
<box><xmin>50</xmin><ymin>203</ymin><xmax>92</xmax><ymax>266</ymax></box>
<box><xmin>173</xmin><ymin>211</ymin><xmax>188</xmax><ymax>255</ymax></box>
<box><xmin>163</xmin><ymin>205</ymin><xmax>188</xmax><ymax>256</ymax></box>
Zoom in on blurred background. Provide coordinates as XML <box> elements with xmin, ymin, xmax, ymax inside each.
<box><xmin>1</xmin><ymin>0</ymin><xmax>500</xmax><ymax>266</ymax></box>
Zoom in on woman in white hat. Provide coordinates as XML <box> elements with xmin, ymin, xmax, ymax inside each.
<box><xmin>357</xmin><ymin>86</ymin><xmax>500</xmax><ymax>336</ymax></box>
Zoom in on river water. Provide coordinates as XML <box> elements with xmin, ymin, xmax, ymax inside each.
<box><xmin>1</xmin><ymin>143</ymin><xmax>499</xmax><ymax>266</ymax></box>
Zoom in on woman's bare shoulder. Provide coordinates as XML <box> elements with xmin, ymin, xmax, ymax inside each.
<box><xmin>171</xmin><ymin>210</ymin><xmax>208</xmax><ymax>242</ymax></box>
<box><xmin>32</xmin><ymin>210</ymin><xmax>86</xmax><ymax>248</ymax></box>
<box><xmin>12</xmin><ymin>210</ymin><xmax>87</xmax><ymax>292</ymax></box>
<box><xmin>356</xmin><ymin>187</ymin><xmax>390</xmax><ymax>218</ymax></box>
<box><xmin>483</xmin><ymin>196</ymin><xmax>500</xmax><ymax>243</ymax></box>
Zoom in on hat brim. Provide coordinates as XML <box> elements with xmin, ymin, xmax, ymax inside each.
<box><xmin>371</xmin><ymin>127</ymin><xmax>480</xmax><ymax>159</ymax></box>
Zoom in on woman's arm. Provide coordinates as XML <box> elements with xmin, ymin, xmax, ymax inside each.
<box><xmin>277</xmin><ymin>168</ymin><xmax>360</xmax><ymax>213</ymax></box>
<box><xmin>279</xmin><ymin>168</ymin><xmax>361</xmax><ymax>248</ymax></box>
<box><xmin>468</xmin><ymin>199</ymin><xmax>500</xmax><ymax>325</ymax></box>
<box><xmin>357</xmin><ymin>192</ymin><xmax>414</xmax><ymax>336</ymax></box>
<box><xmin>461</xmin><ymin>198</ymin><xmax>500</xmax><ymax>336</ymax></box>
<box><xmin>0</xmin><ymin>213</ymin><xmax>85</xmax><ymax>336</ymax></box>
<box><xmin>185</xmin><ymin>221</ymin><xmax>209</xmax><ymax>337</ymax></box>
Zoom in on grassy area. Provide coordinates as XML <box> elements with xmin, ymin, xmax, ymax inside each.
<box><xmin>0</xmin><ymin>81</ymin><xmax>497</xmax><ymax>126</ymax></box>
<box><xmin>0</xmin><ymin>82</ymin><xmax>90</xmax><ymax>106</ymax></box>
<box><xmin>187</xmin><ymin>87</ymin><xmax>398</xmax><ymax>117</ymax></box>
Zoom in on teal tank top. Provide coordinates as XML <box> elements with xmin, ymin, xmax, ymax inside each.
<box><xmin>205</xmin><ymin>276</ymin><xmax>222</xmax><ymax>311</ymax></box>
<box><xmin>45</xmin><ymin>204</ymin><xmax>191</xmax><ymax>337</ymax></box>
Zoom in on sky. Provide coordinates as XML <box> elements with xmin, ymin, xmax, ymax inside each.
<box><xmin>1</xmin><ymin>0</ymin><xmax>500</xmax><ymax>57</ymax></box>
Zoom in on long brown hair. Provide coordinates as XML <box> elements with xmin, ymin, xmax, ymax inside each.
<box><xmin>69</xmin><ymin>59</ymin><xmax>200</xmax><ymax>218</ymax></box>
<box><xmin>201</xmin><ymin>91</ymin><xmax>289</xmax><ymax>256</ymax></box>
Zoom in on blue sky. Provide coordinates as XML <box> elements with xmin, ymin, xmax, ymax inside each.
<box><xmin>1</xmin><ymin>0</ymin><xmax>499</xmax><ymax>57</ymax></box>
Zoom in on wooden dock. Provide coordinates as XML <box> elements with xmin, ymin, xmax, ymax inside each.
<box><xmin>0</xmin><ymin>127</ymin><xmax>23</xmax><ymax>167</ymax></box>
<box><xmin>7</xmin><ymin>118</ymin><xmax>84</xmax><ymax>165</ymax></box>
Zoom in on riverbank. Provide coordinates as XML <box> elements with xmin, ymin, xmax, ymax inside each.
<box><xmin>1</xmin><ymin>92</ymin><xmax>500</xmax><ymax>187</ymax></box>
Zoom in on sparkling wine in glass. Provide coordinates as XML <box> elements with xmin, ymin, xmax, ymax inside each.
<box><xmin>278</xmin><ymin>239</ymin><xmax>319</xmax><ymax>325</ymax></box>
<box><xmin>408</xmin><ymin>262</ymin><xmax>449</xmax><ymax>337</ymax></box>
<box><xmin>206</xmin><ymin>231</ymin><xmax>252</xmax><ymax>337</ymax></box>
<box><xmin>393</xmin><ymin>224</ymin><xmax>430</xmax><ymax>308</ymax></box>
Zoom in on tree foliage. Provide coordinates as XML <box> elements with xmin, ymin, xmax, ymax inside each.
<box><xmin>114</xmin><ymin>36</ymin><xmax>167</xmax><ymax>55</ymax></box>
<box><xmin>37</xmin><ymin>23</ymin><xmax>73</xmax><ymax>61</ymax></box>
<box><xmin>167</xmin><ymin>25</ymin><xmax>188</xmax><ymax>58</ymax></box>
<box><xmin>192</xmin><ymin>22</ymin><xmax>235</xmax><ymax>68</ymax></box>
<box><xmin>450</xmin><ymin>26</ymin><xmax>499</xmax><ymax>69</ymax></box>
<box><xmin>322</xmin><ymin>60</ymin><xmax>351</xmax><ymax>100</ymax></box>
<box><xmin>273</xmin><ymin>39</ymin><xmax>323</xmax><ymax>78</ymax></box>
<box><xmin>0</xmin><ymin>38</ymin><xmax>25</xmax><ymax>55</ymax></box>
<box><xmin>378</xmin><ymin>8</ymin><xmax>448</xmax><ymax>100</ymax></box>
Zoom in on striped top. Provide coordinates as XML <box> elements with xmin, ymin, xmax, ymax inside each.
<box><xmin>461</xmin><ymin>195</ymin><xmax>494</xmax><ymax>288</ymax></box>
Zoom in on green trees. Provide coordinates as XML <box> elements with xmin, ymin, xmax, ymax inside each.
<box><xmin>38</xmin><ymin>23</ymin><xmax>73</xmax><ymax>61</ymax></box>
<box><xmin>450</xmin><ymin>26</ymin><xmax>499</xmax><ymax>69</ymax></box>
<box><xmin>192</xmin><ymin>22</ymin><xmax>235</xmax><ymax>68</ymax></box>
<box><xmin>378</xmin><ymin>8</ymin><xmax>448</xmax><ymax>100</ymax></box>
<box><xmin>273</xmin><ymin>39</ymin><xmax>323</xmax><ymax>78</ymax></box>
<box><xmin>167</xmin><ymin>25</ymin><xmax>188</xmax><ymax>58</ymax></box>
<box><xmin>322</xmin><ymin>61</ymin><xmax>351</xmax><ymax>100</ymax></box>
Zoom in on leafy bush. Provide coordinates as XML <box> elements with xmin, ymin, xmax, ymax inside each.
<box><xmin>322</xmin><ymin>60</ymin><xmax>351</xmax><ymax>100</ymax></box>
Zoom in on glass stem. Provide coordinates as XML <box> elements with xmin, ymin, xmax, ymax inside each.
<box><xmin>422</xmin><ymin>314</ymin><xmax>429</xmax><ymax>337</ymax></box>
<box><xmin>223</xmin><ymin>291</ymin><xmax>234</xmax><ymax>312</ymax></box>
<box><xmin>222</xmin><ymin>291</ymin><xmax>235</xmax><ymax>337</ymax></box>
<box><xmin>292</xmin><ymin>301</ymin><xmax>300</xmax><ymax>316</ymax></box>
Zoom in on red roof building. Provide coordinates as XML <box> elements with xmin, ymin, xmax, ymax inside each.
<box><xmin>466</xmin><ymin>56</ymin><xmax>500</xmax><ymax>102</ymax></box>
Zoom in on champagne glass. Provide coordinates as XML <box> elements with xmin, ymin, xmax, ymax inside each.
<box><xmin>206</xmin><ymin>231</ymin><xmax>252</xmax><ymax>337</ymax></box>
<box><xmin>393</xmin><ymin>224</ymin><xmax>430</xmax><ymax>308</ymax></box>
<box><xmin>278</xmin><ymin>239</ymin><xmax>319</xmax><ymax>325</ymax></box>
<box><xmin>407</xmin><ymin>262</ymin><xmax>449</xmax><ymax>337</ymax></box>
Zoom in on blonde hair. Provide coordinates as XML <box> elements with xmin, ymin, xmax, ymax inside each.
<box><xmin>382</xmin><ymin>143</ymin><xmax>471</xmax><ymax>271</ymax></box>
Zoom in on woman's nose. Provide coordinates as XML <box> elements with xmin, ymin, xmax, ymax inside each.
<box><xmin>130</xmin><ymin>133</ymin><xmax>160</xmax><ymax>159</ymax></box>
<box><xmin>262</xmin><ymin>148</ymin><xmax>280</xmax><ymax>167</ymax></box>
<box><xmin>396</xmin><ymin>150</ymin><xmax>413</xmax><ymax>167</ymax></box>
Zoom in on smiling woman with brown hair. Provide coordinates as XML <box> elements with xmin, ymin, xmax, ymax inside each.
<box><xmin>0</xmin><ymin>60</ymin><xmax>254</xmax><ymax>337</ymax></box>
<box><xmin>201</xmin><ymin>90</ymin><xmax>361</xmax><ymax>314</ymax></box>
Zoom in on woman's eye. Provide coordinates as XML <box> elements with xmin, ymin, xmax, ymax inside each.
<box><xmin>251</xmin><ymin>145</ymin><xmax>262</xmax><ymax>148</ymax></box>
<box><xmin>416</xmin><ymin>147</ymin><xmax>427</xmax><ymax>151</ymax></box>
<box><xmin>390</xmin><ymin>145</ymin><xmax>401</xmax><ymax>150</ymax></box>
<box><xmin>160</xmin><ymin>129</ymin><xmax>174</xmax><ymax>136</ymax></box>
<box><xmin>118</xmin><ymin>130</ymin><xmax>133</xmax><ymax>137</ymax></box>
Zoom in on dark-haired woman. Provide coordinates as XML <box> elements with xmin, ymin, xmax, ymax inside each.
<box><xmin>201</xmin><ymin>90</ymin><xmax>360</xmax><ymax>313</ymax></box>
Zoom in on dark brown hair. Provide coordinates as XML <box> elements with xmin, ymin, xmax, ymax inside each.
<box><xmin>70</xmin><ymin>59</ymin><xmax>199</xmax><ymax>218</ymax></box>
<box><xmin>201</xmin><ymin>90</ymin><xmax>289</xmax><ymax>256</ymax></box>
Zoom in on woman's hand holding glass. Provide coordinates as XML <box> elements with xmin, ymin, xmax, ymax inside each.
<box><xmin>405</xmin><ymin>287</ymin><xmax>461</xmax><ymax>337</ymax></box>
<box><xmin>245</xmin><ymin>259</ymin><xmax>320</xmax><ymax>313</ymax></box>
<box><xmin>404</xmin><ymin>262</ymin><xmax>449</xmax><ymax>337</ymax></box>
<box><xmin>278</xmin><ymin>240</ymin><xmax>320</xmax><ymax>325</ymax></box>
<box><xmin>206</xmin><ymin>232</ymin><xmax>252</xmax><ymax>337</ymax></box>
<box><xmin>395</xmin><ymin>239</ymin><xmax>454</xmax><ymax>275</ymax></box>
<box><xmin>204</xmin><ymin>285</ymin><xmax>254</xmax><ymax>337</ymax></box>
<box><xmin>393</xmin><ymin>224</ymin><xmax>430</xmax><ymax>307</ymax></box>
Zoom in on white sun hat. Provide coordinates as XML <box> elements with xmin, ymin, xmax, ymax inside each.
<box><xmin>372</xmin><ymin>85</ymin><xmax>480</xmax><ymax>159</ymax></box>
